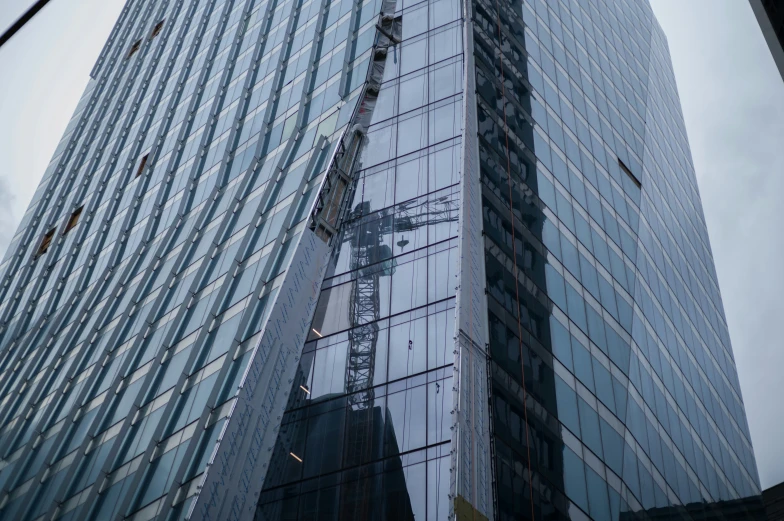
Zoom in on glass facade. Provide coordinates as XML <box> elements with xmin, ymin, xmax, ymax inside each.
<box><xmin>475</xmin><ymin>0</ymin><xmax>762</xmax><ymax>519</ymax></box>
<box><xmin>0</xmin><ymin>0</ymin><xmax>762</xmax><ymax>521</ymax></box>
<box><xmin>256</xmin><ymin>0</ymin><xmax>464</xmax><ymax>514</ymax></box>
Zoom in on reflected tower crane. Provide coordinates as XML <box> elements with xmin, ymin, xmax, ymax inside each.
<box><xmin>342</xmin><ymin>193</ymin><xmax>459</xmax><ymax>411</ymax></box>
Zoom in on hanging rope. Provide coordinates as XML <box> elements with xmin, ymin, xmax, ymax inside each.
<box><xmin>466</xmin><ymin>11</ymin><xmax>478</xmax><ymax>521</ymax></box>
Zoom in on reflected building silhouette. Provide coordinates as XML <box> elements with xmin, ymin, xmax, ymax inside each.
<box><xmin>474</xmin><ymin>4</ymin><xmax>576</xmax><ymax>517</ymax></box>
<box><xmin>471</xmin><ymin>0</ymin><xmax>761</xmax><ymax>519</ymax></box>
<box><xmin>256</xmin><ymin>394</ymin><xmax>416</xmax><ymax>521</ymax></box>
<box><xmin>257</xmin><ymin>178</ymin><xmax>458</xmax><ymax>519</ymax></box>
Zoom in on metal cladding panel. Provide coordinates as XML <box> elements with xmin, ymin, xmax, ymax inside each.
<box><xmin>190</xmin><ymin>228</ymin><xmax>330</xmax><ymax>521</ymax></box>
<box><xmin>455</xmin><ymin>0</ymin><xmax>487</xmax><ymax>350</ymax></box>
<box><xmin>451</xmin><ymin>0</ymin><xmax>493</xmax><ymax>518</ymax></box>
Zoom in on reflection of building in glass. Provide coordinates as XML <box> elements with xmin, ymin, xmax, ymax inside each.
<box><xmin>258</xmin><ymin>396</ymin><xmax>418</xmax><ymax>520</ymax></box>
<box><xmin>471</xmin><ymin>0</ymin><xmax>763</xmax><ymax>520</ymax></box>
<box><xmin>258</xmin><ymin>179</ymin><xmax>458</xmax><ymax>519</ymax></box>
<box><xmin>0</xmin><ymin>0</ymin><xmax>763</xmax><ymax>519</ymax></box>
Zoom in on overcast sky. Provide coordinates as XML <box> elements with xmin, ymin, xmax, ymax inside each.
<box><xmin>649</xmin><ymin>0</ymin><xmax>784</xmax><ymax>489</ymax></box>
<box><xmin>0</xmin><ymin>0</ymin><xmax>782</xmax><ymax>492</ymax></box>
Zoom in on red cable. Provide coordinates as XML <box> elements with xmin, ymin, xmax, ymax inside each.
<box><xmin>492</xmin><ymin>2</ymin><xmax>536</xmax><ymax>519</ymax></box>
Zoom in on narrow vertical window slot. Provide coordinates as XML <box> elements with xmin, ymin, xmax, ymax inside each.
<box><xmin>128</xmin><ymin>39</ymin><xmax>141</xmax><ymax>58</ymax></box>
<box><xmin>150</xmin><ymin>20</ymin><xmax>165</xmax><ymax>39</ymax></box>
<box><xmin>618</xmin><ymin>158</ymin><xmax>641</xmax><ymax>188</ymax></box>
<box><xmin>36</xmin><ymin>228</ymin><xmax>56</xmax><ymax>258</ymax></box>
<box><xmin>63</xmin><ymin>206</ymin><xmax>83</xmax><ymax>235</ymax></box>
<box><xmin>136</xmin><ymin>154</ymin><xmax>149</xmax><ymax>178</ymax></box>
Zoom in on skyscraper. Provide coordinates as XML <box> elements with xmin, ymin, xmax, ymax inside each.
<box><xmin>750</xmin><ymin>0</ymin><xmax>784</xmax><ymax>81</ymax></box>
<box><xmin>0</xmin><ymin>0</ymin><xmax>761</xmax><ymax>520</ymax></box>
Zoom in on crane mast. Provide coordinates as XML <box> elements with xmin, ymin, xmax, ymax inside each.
<box><xmin>343</xmin><ymin>193</ymin><xmax>458</xmax><ymax>410</ymax></box>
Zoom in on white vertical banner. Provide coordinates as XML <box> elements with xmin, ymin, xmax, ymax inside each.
<box><xmin>190</xmin><ymin>229</ymin><xmax>330</xmax><ymax>521</ymax></box>
<box><xmin>451</xmin><ymin>0</ymin><xmax>493</xmax><ymax>518</ymax></box>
